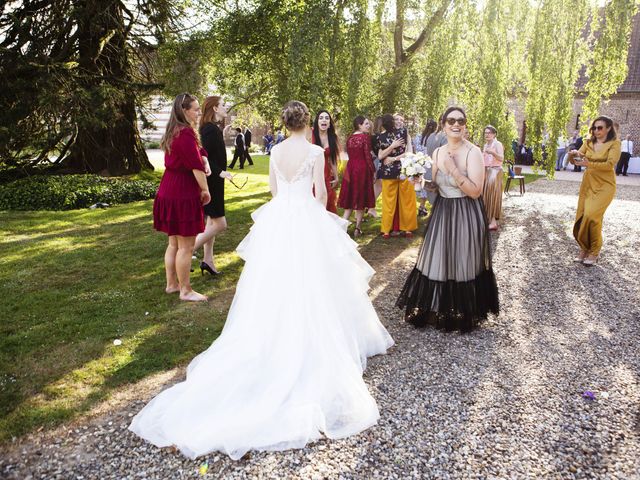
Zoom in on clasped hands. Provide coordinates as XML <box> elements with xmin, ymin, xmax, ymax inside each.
<box><xmin>569</xmin><ymin>150</ymin><xmax>588</xmax><ymax>167</ymax></box>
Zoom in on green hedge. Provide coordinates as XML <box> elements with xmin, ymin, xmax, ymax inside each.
<box><xmin>0</xmin><ymin>174</ymin><xmax>159</xmax><ymax>211</ymax></box>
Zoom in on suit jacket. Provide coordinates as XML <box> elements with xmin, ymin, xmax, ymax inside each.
<box><xmin>244</xmin><ymin>129</ymin><xmax>252</xmax><ymax>147</ymax></box>
<box><xmin>235</xmin><ymin>133</ymin><xmax>245</xmax><ymax>150</ymax></box>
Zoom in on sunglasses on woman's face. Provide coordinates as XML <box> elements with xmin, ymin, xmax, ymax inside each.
<box><xmin>592</xmin><ymin>125</ymin><xmax>606</xmax><ymax>131</ymax></box>
<box><xmin>446</xmin><ymin>117</ymin><xmax>467</xmax><ymax>126</ymax></box>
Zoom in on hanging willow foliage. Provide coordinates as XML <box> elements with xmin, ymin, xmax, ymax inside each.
<box><xmin>524</xmin><ymin>0</ymin><xmax>590</xmax><ymax>173</ymax></box>
<box><xmin>4</xmin><ymin>0</ymin><xmax>636</xmax><ymax>175</ymax></box>
<box><xmin>581</xmin><ymin>0</ymin><xmax>640</xmax><ymax>130</ymax></box>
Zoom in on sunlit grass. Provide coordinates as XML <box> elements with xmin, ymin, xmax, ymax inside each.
<box><xmin>0</xmin><ymin>155</ymin><xmax>538</xmax><ymax>442</ymax></box>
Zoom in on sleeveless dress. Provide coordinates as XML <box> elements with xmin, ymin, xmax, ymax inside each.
<box><xmin>130</xmin><ymin>142</ymin><xmax>394</xmax><ymax>460</ymax></box>
<box><xmin>396</xmin><ymin>149</ymin><xmax>499</xmax><ymax>332</ymax></box>
<box><xmin>482</xmin><ymin>140</ymin><xmax>504</xmax><ymax>222</ymax></box>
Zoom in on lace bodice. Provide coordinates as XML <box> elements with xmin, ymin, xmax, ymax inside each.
<box><xmin>270</xmin><ymin>142</ymin><xmax>324</xmax><ymax>198</ymax></box>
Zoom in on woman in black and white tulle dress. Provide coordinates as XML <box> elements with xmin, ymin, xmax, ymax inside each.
<box><xmin>396</xmin><ymin>106</ymin><xmax>499</xmax><ymax>332</ymax></box>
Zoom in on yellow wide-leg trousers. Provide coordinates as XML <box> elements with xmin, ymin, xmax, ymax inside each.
<box><xmin>381</xmin><ymin>179</ymin><xmax>417</xmax><ymax>234</ymax></box>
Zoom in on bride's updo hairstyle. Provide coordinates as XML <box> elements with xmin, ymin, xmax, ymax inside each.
<box><xmin>282</xmin><ymin>100</ymin><xmax>310</xmax><ymax>131</ymax></box>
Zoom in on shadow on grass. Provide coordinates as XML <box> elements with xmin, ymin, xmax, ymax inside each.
<box><xmin>0</xmin><ymin>159</ymin><xmax>273</xmax><ymax>442</ymax></box>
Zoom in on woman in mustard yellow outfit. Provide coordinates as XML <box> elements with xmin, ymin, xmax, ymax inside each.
<box><xmin>569</xmin><ymin>116</ymin><xmax>621</xmax><ymax>266</ymax></box>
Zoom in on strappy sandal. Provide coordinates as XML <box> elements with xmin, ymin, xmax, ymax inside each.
<box><xmin>573</xmin><ymin>250</ymin><xmax>587</xmax><ymax>262</ymax></box>
<box><xmin>354</xmin><ymin>227</ymin><xmax>363</xmax><ymax>238</ymax></box>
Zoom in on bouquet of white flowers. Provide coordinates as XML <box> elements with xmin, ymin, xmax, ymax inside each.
<box><xmin>399</xmin><ymin>152</ymin><xmax>432</xmax><ymax>190</ymax></box>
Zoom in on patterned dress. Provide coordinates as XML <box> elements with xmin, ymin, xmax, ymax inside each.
<box><xmin>338</xmin><ymin>133</ymin><xmax>376</xmax><ymax>210</ymax></box>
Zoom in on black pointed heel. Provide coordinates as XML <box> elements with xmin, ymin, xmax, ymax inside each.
<box><xmin>200</xmin><ymin>261</ymin><xmax>219</xmax><ymax>276</ymax></box>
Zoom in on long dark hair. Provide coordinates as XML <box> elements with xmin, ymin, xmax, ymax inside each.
<box><xmin>381</xmin><ymin>114</ymin><xmax>395</xmax><ymax>133</ymax></box>
<box><xmin>589</xmin><ymin>116</ymin><xmax>616</xmax><ymax>144</ymax></box>
<box><xmin>353</xmin><ymin>115</ymin><xmax>367</xmax><ymax>131</ymax></box>
<box><xmin>421</xmin><ymin>119</ymin><xmax>437</xmax><ymax>146</ymax></box>
<box><xmin>312</xmin><ymin>110</ymin><xmax>338</xmax><ymax>165</ymax></box>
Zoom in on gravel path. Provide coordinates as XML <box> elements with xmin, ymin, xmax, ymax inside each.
<box><xmin>2</xmin><ymin>179</ymin><xmax>640</xmax><ymax>479</ymax></box>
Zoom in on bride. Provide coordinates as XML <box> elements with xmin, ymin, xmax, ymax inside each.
<box><xmin>129</xmin><ymin>100</ymin><xmax>394</xmax><ymax>460</ymax></box>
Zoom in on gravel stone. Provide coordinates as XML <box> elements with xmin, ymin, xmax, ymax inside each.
<box><xmin>1</xmin><ymin>178</ymin><xmax>639</xmax><ymax>479</ymax></box>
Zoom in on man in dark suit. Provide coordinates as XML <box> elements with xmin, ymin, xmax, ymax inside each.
<box><xmin>243</xmin><ymin>126</ymin><xmax>254</xmax><ymax>167</ymax></box>
<box><xmin>228</xmin><ymin>127</ymin><xmax>245</xmax><ymax>169</ymax></box>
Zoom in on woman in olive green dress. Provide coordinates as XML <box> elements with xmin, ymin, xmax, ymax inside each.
<box><xmin>569</xmin><ymin>116</ymin><xmax>621</xmax><ymax>266</ymax></box>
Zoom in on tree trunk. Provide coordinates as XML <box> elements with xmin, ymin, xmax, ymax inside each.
<box><xmin>380</xmin><ymin>0</ymin><xmax>452</xmax><ymax>113</ymax></box>
<box><xmin>65</xmin><ymin>0</ymin><xmax>152</xmax><ymax>175</ymax></box>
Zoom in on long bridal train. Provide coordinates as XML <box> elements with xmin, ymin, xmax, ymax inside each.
<box><xmin>129</xmin><ymin>143</ymin><xmax>394</xmax><ymax>460</ymax></box>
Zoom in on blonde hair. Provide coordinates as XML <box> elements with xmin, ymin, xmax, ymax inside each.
<box><xmin>161</xmin><ymin>93</ymin><xmax>200</xmax><ymax>153</ymax></box>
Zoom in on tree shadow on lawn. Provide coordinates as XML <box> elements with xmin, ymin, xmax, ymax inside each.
<box><xmin>0</xmin><ymin>193</ymin><xmax>271</xmax><ymax>441</ymax></box>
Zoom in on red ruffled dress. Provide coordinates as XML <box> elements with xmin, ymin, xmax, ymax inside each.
<box><xmin>338</xmin><ymin>133</ymin><xmax>376</xmax><ymax>210</ymax></box>
<box><xmin>323</xmin><ymin>147</ymin><xmax>338</xmax><ymax>214</ymax></box>
<box><xmin>153</xmin><ymin>128</ymin><xmax>206</xmax><ymax>236</ymax></box>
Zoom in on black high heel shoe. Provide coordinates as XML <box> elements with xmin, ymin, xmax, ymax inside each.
<box><xmin>200</xmin><ymin>261</ymin><xmax>219</xmax><ymax>276</ymax></box>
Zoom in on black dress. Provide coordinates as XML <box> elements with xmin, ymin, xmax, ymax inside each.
<box><xmin>200</xmin><ymin>123</ymin><xmax>227</xmax><ymax>218</ymax></box>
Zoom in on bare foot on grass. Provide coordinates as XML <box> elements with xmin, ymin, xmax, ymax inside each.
<box><xmin>180</xmin><ymin>290</ymin><xmax>208</xmax><ymax>302</ymax></box>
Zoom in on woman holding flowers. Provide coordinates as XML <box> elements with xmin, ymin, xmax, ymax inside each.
<box><xmin>376</xmin><ymin>114</ymin><xmax>417</xmax><ymax>238</ymax></box>
<box><xmin>338</xmin><ymin>116</ymin><xmax>377</xmax><ymax>237</ymax></box>
<box><xmin>396</xmin><ymin>106</ymin><xmax>499</xmax><ymax>332</ymax></box>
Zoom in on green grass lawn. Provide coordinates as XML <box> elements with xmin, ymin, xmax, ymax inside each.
<box><xmin>0</xmin><ymin>155</ymin><xmax>401</xmax><ymax>442</ymax></box>
<box><xmin>0</xmin><ymin>157</ymin><xmax>538</xmax><ymax>442</ymax></box>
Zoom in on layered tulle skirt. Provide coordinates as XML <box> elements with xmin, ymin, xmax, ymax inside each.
<box><xmin>396</xmin><ymin>195</ymin><xmax>499</xmax><ymax>332</ymax></box>
<box><xmin>130</xmin><ymin>192</ymin><xmax>393</xmax><ymax>459</ymax></box>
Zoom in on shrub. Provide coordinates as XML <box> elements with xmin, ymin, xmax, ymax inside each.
<box><xmin>0</xmin><ymin>174</ymin><xmax>159</xmax><ymax>211</ymax></box>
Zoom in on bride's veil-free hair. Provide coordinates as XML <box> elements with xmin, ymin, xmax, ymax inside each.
<box><xmin>270</xmin><ymin>101</ymin><xmax>326</xmax><ymax>205</ymax></box>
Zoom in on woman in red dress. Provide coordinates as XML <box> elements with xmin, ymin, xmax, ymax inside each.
<box><xmin>312</xmin><ymin>110</ymin><xmax>340</xmax><ymax>213</ymax></box>
<box><xmin>153</xmin><ymin>93</ymin><xmax>211</xmax><ymax>302</ymax></box>
<box><xmin>338</xmin><ymin>116</ymin><xmax>376</xmax><ymax>237</ymax></box>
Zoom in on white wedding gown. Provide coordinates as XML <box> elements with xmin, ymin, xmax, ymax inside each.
<box><xmin>129</xmin><ymin>140</ymin><xmax>394</xmax><ymax>460</ymax></box>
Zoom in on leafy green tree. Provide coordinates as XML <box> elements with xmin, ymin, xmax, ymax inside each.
<box><xmin>0</xmin><ymin>0</ymin><xmax>179</xmax><ymax>176</ymax></box>
<box><xmin>581</xmin><ymin>0</ymin><xmax>640</xmax><ymax>129</ymax></box>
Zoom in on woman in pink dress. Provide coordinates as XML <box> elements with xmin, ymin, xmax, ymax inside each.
<box><xmin>481</xmin><ymin>125</ymin><xmax>504</xmax><ymax>231</ymax></box>
<box><xmin>338</xmin><ymin>116</ymin><xmax>376</xmax><ymax>237</ymax></box>
<box><xmin>312</xmin><ymin>110</ymin><xmax>340</xmax><ymax>213</ymax></box>
<box><xmin>153</xmin><ymin>93</ymin><xmax>211</xmax><ymax>302</ymax></box>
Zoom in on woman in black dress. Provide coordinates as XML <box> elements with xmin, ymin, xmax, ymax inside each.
<box><xmin>194</xmin><ymin>96</ymin><xmax>233</xmax><ymax>275</ymax></box>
